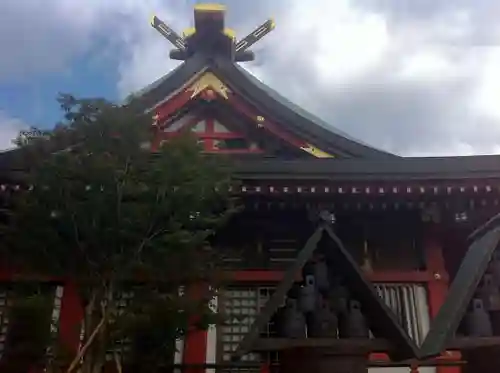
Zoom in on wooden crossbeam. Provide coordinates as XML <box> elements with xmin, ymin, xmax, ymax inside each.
<box><xmin>235</xmin><ymin>19</ymin><xmax>275</xmax><ymax>53</ymax></box>
<box><xmin>252</xmin><ymin>336</ymin><xmax>500</xmax><ymax>353</ymax></box>
<box><xmin>420</xmin><ymin>212</ymin><xmax>500</xmax><ymax>357</ymax></box>
<box><xmin>151</xmin><ymin>6</ymin><xmax>274</xmax><ymax>62</ymax></box>
<box><xmin>232</xmin><ymin>220</ymin><xmax>419</xmax><ymax>361</ymax></box>
<box><xmin>322</xmin><ymin>225</ymin><xmax>419</xmax><ymax>360</ymax></box>
<box><xmin>231</xmin><ymin>225</ymin><xmax>325</xmax><ymax>359</ymax></box>
<box><xmin>150</xmin><ymin>15</ymin><xmax>186</xmax><ymax>51</ymax></box>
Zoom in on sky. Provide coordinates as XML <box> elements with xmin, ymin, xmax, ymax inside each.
<box><xmin>1</xmin><ymin>0</ymin><xmax>500</xmax><ymax>156</ymax></box>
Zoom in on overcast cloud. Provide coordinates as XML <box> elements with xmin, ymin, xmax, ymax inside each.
<box><xmin>1</xmin><ymin>0</ymin><xmax>500</xmax><ymax>156</ymax></box>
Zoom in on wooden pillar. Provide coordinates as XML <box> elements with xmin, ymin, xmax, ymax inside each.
<box><xmin>182</xmin><ymin>284</ymin><xmax>208</xmax><ymax>373</ymax></box>
<box><xmin>58</xmin><ymin>281</ymin><xmax>84</xmax><ymax>354</ymax></box>
<box><xmin>182</xmin><ymin>329</ymin><xmax>207</xmax><ymax>373</ymax></box>
<box><xmin>204</xmin><ymin>117</ymin><xmax>215</xmax><ymax>151</ymax></box>
<box><xmin>424</xmin><ymin>223</ymin><xmax>461</xmax><ymax>373</ymax></box>
<box><xmin>260</xmin><ymin>362</ymin><xmax>270</xmax><ymax>373</ymax></box>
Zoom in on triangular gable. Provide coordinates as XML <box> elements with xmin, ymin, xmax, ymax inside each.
<box><xmin>420</xmin><ymin>212</ymin><xmax>500</xmax><ymax>357</ymax></box>
<box><xmin>128</xmin><ymin>54</ymin><xmax>396</xmax><ymax>159</ymax></box>
<box><xmin>232</xmin><ymin>218</ymin><xmax>419</xmax><ymax>361</ymax></box>
<box><xmin>149</xmin><ymin>71</ymin><xmax>338</xmax><ymax>158</ymax></box>
<box><xmin>157</xmin><ymin>100</ymin><xmax>336</xmax><ymax>157</ymax></box>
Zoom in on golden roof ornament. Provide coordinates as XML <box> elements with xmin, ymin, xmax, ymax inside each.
<box><xmin>152</xmin><ymin>113</ymin><xmax>159</xmax><ymax>126</ymax></box>
<box><xmin>187</xmin><ymin>72</ymin><xmax>230</xmax><ymax>99</ymax></box>
<box><xmin>150</xmin><ymin>3</ymin><xmax>275</xmax><ymax>62</ymax></box>
<box><xmin>300</xmin><ymin>143</ymin><xmax>334</xmax><ymax>158</ymax></box>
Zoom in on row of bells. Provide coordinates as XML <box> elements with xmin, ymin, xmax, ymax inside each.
<box><xmin>272</xmin><ymin>258</ymin><xmax>369</xmax><ymax>339</ymax></box>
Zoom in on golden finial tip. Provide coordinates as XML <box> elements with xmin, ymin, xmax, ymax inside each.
<box><xmin>194</xmin><ymin>3</ymin><xmax>226</xmax><ymax>12</ymax></box>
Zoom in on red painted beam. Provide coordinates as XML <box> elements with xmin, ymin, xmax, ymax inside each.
<box><xmin>231</xmin><ymin>270</ymin><xmax>437</xmax><ymax>283</ymax></box>
<box><xmin>225</xmin><ymin>95</ymin><xmax>307</xmax><ymax>149</ymax></box>
<box><xmin>0</xmin><ymin>269</ymin><xmax>438</xmax><ymax>285</ymax></box>
<box><xmin>206</xmin><ymin>149</ymin><xmax>264</xmax><ymax>154</ymax></box>
<box><xmin>162</xmin><ymin>132</ymin><xmax>245</xmax><ymax>140</ymax></box>
<box><xmin>155</xmin><ymin>90</ymin><xmax>194</xmax><ymax>122</ymax></box>
<box><xmin>161</xmin><ymin>112</ymin><xmax>203</xmax><ymax>132</ymax></box>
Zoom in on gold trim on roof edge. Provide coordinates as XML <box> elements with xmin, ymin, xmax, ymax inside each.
<box><xmin>186</xmin><ymin>72</ymin><xmax>230</xmax><ymax>99</ymax></box>
<box><xmin>194</xmin><ymin>3</ymin><xmax>226</xmax><ymax>12</ymax></box>
<box><xmin>300</xmin><ymin>144</ymin><xmax>334</xmax><ymax>158</ymax></box>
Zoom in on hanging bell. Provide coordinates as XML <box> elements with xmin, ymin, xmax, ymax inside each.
<box><xmin>313</xmin><ymin>257</ymin><xmax>330</xmax><ymax>294</ymax></box>
<box><xmin>479</xmin><ymin>274</ymin><xmax>500</xmax><ymax>311</ymax></box>
<box><xmin>302</xmin><ymin>261</ymin><xmax>314</xmax><ymax>277</ymax></box>
<box><xmin>306</xmin><ymin>297</ymin><xmax>338</xmax><ymax>338</ymax></box>
<box><xmin>282</xmin><ymin>298</ymin><xmax>306</xmax><ymax>338</ymax></box>
<box><xmin>338</xmin><ymin>300</ymin><xmax>369</xmax><ymax>338</ymax></box>
<box><xmin>490</xmin><ymin>310</ymin><xmax>500</xmax><ymax>335</ymax></box>
<box><xmin>287</xmin><ymin>283</ymin><xmax>301</xmax><ymax>300</ymax></box>
<box><xmin>272</xmin><ymin>306</ymin><xmax>286</xmax><ymax>337</ymax></box>
<box><xmin>299</xmin><ymin>274</ymin><xmax>318</xmax><ymax>314</ymax></box>
<box><xmin>328</xmin><ymin>278</ymin><xmax>350</xmax><ymax>315</ymax></box>
<box><xmin>464</xmin><ymin>298</ymin><xmax>493</xmax><ymax>337</ymax></box>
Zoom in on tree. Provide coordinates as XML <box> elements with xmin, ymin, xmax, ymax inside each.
<box><xmin>1</xmin><ymin>95</ymin><xmax>236</xmax><ymax>373</ymax></box>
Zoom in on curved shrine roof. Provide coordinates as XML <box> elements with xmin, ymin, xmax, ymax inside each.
<box><xmin>126</xmin><ymin>54</ymin><xmax>396</xmax><ymax>159</ymax></box>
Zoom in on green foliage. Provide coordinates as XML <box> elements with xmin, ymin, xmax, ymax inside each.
<box><xmin>0</xmin><ymin>285</ymin><xmax>54</xmax><ymax>373</ymax></box>
<box><xmin>1</xmin><ymin>94</ymin><xmax>237</xmax><ymax>371</ymax></box>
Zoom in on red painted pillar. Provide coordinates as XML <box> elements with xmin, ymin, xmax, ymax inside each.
<box><xmin>204</xmin><ymin>117</ymin><xmax>215</xmax><ymax>151</ymax></box>
<box><xmin>260</xmin><ymin>362</ymin><xmax>270</xmax><ymax>373</ymax></box>
<box><xmin>182</xmin><ymin>284</ymin><xmax>208</xmax><ymax>373</ymax></box>
<box><xmin>58</xmin><ymin>282</ymin><xmax>84</xmax><ymax>354</ymax></box>
<box><xmin>424</xmin><ymin>223</ymin><xmax>461</xmax><ymax>373</ymax></box>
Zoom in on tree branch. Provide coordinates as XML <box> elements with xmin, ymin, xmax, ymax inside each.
<box><xmin>113</xmin><ymin>352</ymin><xmax>122</xmax><ymax>373</ymax></box>
<box><xmin>65</xmin><ymin>313</ymin><xmax>106</xmax><ymax>373</ymax></box>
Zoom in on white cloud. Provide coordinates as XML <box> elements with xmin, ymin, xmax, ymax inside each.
<box><xmin>396</xmin><ymin>50</ymin><xmax>455</xmax><ymax>81</ymax></box>
<box><xmin>0</xmin><ymin>112</ymin><xmax>26</xmax><ymax>150</ymax></box>
<box><xmin>277</xmin><ymin>0</ymin><xmax>390</xmax><ymax>84</ymax></box>
<box><xmin>471</xmin><ymin>47</ymin><xmax>500</xmax><ymax>121</ymax></box>
<box><xmin>2</xmin><ymin>0</ymin><xmax>500</xmax><ymax>155</ymax></box>
<box><xmin>0</xmin><ymin>0</ymin><xmax>182</xmax><ymax>82</ymax></box>
<box><xmin>242</xmin><ymin>0</ymin><xmax>500</xmax><ymax>155</ymax></box>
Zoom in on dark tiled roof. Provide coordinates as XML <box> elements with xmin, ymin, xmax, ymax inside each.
<box><xmin>233</xmin><ymin>154</ymin><xmax>500</xmax><ymax>180</ymax></box>
<box><xmin>127</xmin><ymin>55</ymin><xmax>395</xmax><ymax>159</ymax></box>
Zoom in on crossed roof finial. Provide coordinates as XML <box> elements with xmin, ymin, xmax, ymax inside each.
<box><xmin>151</xmin><ymin>3</ymin><xmax>275</xmax><ymax>62</ymax></box>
